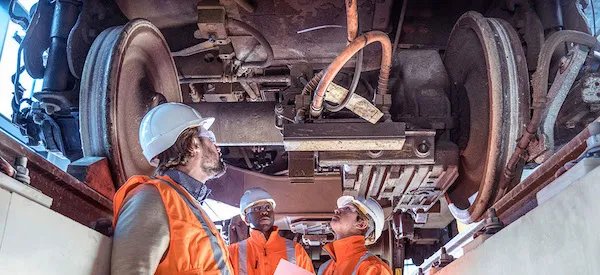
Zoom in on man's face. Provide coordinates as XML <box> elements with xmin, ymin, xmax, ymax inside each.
<box><xmin>197</xmin><ymin>135</ymin><xmax>226</xmax><ymax>179</ymax></box>
<box><xmin>330</xmin><ymin>203</ymin><xmax>364</xmax><ymax>237</ymax></box>
<box><xmin>245</xmin><ymin>201</ymin><xmax>275</xmax><ymax>232</ymax></box>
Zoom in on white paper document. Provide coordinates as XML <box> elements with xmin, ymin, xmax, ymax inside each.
<box><xmin>274</xmin><ymin>259</ymin><xmax>314</xmax><ymax>275</ymax></box>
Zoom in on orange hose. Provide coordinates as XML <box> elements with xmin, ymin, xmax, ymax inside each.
<box><xmin>345</xmin><ymin>0</ymin><xmax>358</xmax><ymax>42</ymax></box>
<box><xmin>310</xmin><ymin>31</ymin><xmax>392</xmax><ymax>117</ymax></box>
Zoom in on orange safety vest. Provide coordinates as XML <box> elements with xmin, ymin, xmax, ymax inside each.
<box><xmin>113</xmin><ymin>174</ymin><xmax>234</xmax><ymax>275</ymax></box>
<box><xmin>228</xmin><ymin>227</ymin><xmax>315</xmax><ymax>275</ymax></box>
<box><xmin>318</xmin><ymin>236</ymin><xmax>392</xmax><ymax>275</ymax></box>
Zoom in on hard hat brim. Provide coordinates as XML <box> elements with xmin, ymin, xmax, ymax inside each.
<box><xmin>202</xmin><ymin>117</ymin><xmax>215</xmax><ymax>130</ymax></box>
<box><xmin>337</xmin><ymin>196</ymin><xmax>368</xmax><ymax>216</ymax></box>
<box><xmin>146</xmin><ymin>116</ymin><xmax>216</xmax><ymax>166</ymax></box>
<box><xmin>240</xmin><ymin>198</ymin><xmax>276</xmax><ymax>219</ymax></box>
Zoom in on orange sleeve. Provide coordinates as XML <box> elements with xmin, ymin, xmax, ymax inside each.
<box><xmin>356</xmin><ymin>258</ymin><xmax>393</xmax><ymax>275</ymax></box>
<box><xmin>228</xmin><ymin>243</ymin><xmax>240</xmax><ymax>275</ymax></box>
<box><xmin>294</xmin><ymin>243</ymin><xmax>316</xmax><ymax>274</ymax></box>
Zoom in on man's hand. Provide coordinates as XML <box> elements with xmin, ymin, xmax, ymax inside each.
<box><xmin>0</xmin><ymin>156</ymin><xmax>15</xmax><ymax>177</ymax></box>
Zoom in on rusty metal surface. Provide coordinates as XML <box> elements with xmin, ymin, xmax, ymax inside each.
<box><xmin>495</xmin><ymin>30</ymin><xmax>598</xmax><ymax>210</ymax></box>
<box><xmin>80</xmin><ymin>19</ymin><xmax>183</xmax><ymax>186</ymax></box>
<box><xmin>67</xmin><ymin>157</ymin><xmax>116</xmax><ymax>200</ymax></box>
<box><xmin>390</xmin><ymin>49</ymin><xmax>451</xmax><ymax>129</ymax></box>
<box><xmin>206</xmin><ymin>165</ymin><xmax>341</xmax><ymax>214</ymax></box>
<box><xmin>443</xmin><ymin>12</ymin><xmax>530</xmax><ymax>223</ymax></box>
<box><xmin>187</xmin><ymin>102</ymin><xmax>283</xmax><ymax>146</ymax></box>
<box><xmin>288</xmin><ymin>151</ymin><xmax>316</xmax><ymax>184</ymax></box>
<box><xmin>345</xmin><ymin>0</ymin><xmax>358</xmax><ymax>42</ymax></box>
<box><xmin>493</xmin><ymin>126</ymin><xmax>591</xmax><ymax>225</ymax></box>
<box><xmin>535</xmin><ymin>46</ymin><xmax>588</xmax><ymax>163</ymax></box>
<box><xmin>0</xmin><ymin>129</ymin><xmax>113</xmax><ymax>226</ymax></box>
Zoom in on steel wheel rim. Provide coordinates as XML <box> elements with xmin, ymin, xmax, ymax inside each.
<box><xmin>80</xmin><ymin>19</ymin><xmax>182</xmax><ymax>185</ymax></box>
<box><xmin>444</xmin><ymin>12</ymin><xmax>530</xmax><ymax>223</ymax></box>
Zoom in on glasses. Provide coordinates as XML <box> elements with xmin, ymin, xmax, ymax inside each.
<box><xmin>337</xmin><ymin>204</ymin><xmax>359</xmax><ymax>213</ymax></box>
<box><xmin>336</xmin><ymin>204</ymin><xmax>370</xmax><ymax>221</ymax></box>
<box><xmin>198</xmin><ymin>129</ymin><xmax>216</xmax><ymax>143</ymax></box>
<box><xmin>246</xmin><ymin>203</ymin><xmax>273</xmax><ymax>214</ymax></box>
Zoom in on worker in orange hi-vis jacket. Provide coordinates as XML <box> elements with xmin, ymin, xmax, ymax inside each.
<box><xmin>112</xmin><ymin>103</ymin><xmax>234</xmax><ymax>275</ymax></box>
<box><xmin>229</xmin><ymin>187</ymin><xmax>315</xmax><ymax>275</ymax></box>
<box><xmin>318</xmin><ymin>196</ymin><xmax>392</xmax><ymax>275</ymax></box>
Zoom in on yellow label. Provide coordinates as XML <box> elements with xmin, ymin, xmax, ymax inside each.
<box><xmin>395</xmin><ymin>268</ymin><xmax>403</xmax><ymax>275</ymax></box>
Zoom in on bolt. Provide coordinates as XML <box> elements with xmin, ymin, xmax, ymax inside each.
<box><xmin>483</xmin><ymin>208</ymin><xmax>504</xmax><ymax>235</ymax></box>
<box><xmin>208</xmin><ymin>34</ymin><xmax>218</xmax><ymax>43</ymax></box>
<box><xmin>417</xmin><ymin>142</ymin><xmax>430</xmax><ymax>154</ymax></box>
<box><xmin>275</xmin><ymin>104</ymin><xmax>284</xmax><ymax>114</ymax></box>
<box><xmin>368</xmin><ymin>150</ymin><xmax>383</xmax><ymax>158</ymax></box>
<box><xmin>434</xmin><ymin>247</ymin><xmax>455</xmax><ymax>268</ymax></box>
<box><xmin>13</xmin><ymin>156</ymin><xmax>30</xmax><ymax>185</ymax></box>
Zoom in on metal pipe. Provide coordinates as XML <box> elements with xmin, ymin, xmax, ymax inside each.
<box><xmin>392</xmin><ymin>0</ymin><xmax>408</xmax><ymax>56</ymax></box>
<box><xmin>301</xmin><ymin>71</ymin><xmax>324</xmax><ymax>95</ymax></box>
<box><xmin>179</xmin><ymin>75</ymin><xmax>291</xmax><ymax>84</ymax></box>
<box><xmin>497</xmin><ymin>31</ymin><xmax>598</xmax><ymax>198</ymax></box>
<box><xmin>240</xmin><ymin>81</ymin><xmax>259</xmax><ymax>100</ymax></box>
<box><xmin>187</xmin><ymin>102</ymin><xmax>284</xmax><ymax>146</ymax></box>
<box><xmin>345</xmin><ymin>0</ymin><xmax>358</xmax><ymax>42</ymax></box>
<box><xmin>310</xmin><ymin>31</ymin><xmax>392</xmax><ymax>117</ymax></box>
<box><xmin>227</xmin><ymin>18</ymin><xmax>274</xmax><ymax>69</ymax></box>
<box><xmin>325</xmin><ymin>0</ymin><xmax>363</xmax><ymax>112</ymax></box>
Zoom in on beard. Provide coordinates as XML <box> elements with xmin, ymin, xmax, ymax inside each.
<box><xmin>201</xmin><ymin>156</ymin><xmax>227</xmax><ymax>179</ymax></box>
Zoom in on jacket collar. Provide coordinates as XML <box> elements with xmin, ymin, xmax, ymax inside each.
<box><xmin>322</xmin><ymin>235</ymin><xmax>368</xmax><ymax>262</ymax></box>
<box><xmin>160</xmin><ymin>169</ymin><xmax>211</xmax><ymax>203</ymax></box>
<box><xmin>248</xmin><ymin>226</ymin><xmax>281</xmax><ymax>246</ymax></box>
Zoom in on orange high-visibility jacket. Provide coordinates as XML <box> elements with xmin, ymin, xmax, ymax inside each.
<box><xmin>113</xmin><ymin>174</ymin><xmax>234</xmax><ymax>275</ymax></box>
<box><xmin>317</xmin><ymin>236</ymin><xmax>392</xmax><ymax>275</ymax></box>
<box><xmin>228</xmin><ymin>227</ymin><xmax>315</xmax><ymax>275</ymax></box>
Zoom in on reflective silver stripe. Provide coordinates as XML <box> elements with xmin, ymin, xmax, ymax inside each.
<box><xmin>285</xmin><ymin>239</ymin><xmax>296</xmax><ymax>264</ymax></box>
<box><xmin>317</xmin><ymin>259</ymin><xmax>332</xmax><ymax>275</ymax></box>
<box><xmin>154</xmin><ymin>178</ymin><xmax>232</xmax><ymax>275</ymax></box>
<box><xmin>238</xmin><ymin>240</ymin><xmax>248</xmax><ymax>275</ymax></box>
<box><xmin>351</xmin><ymin>251</ymin><xmax>375</xmax><ymax>275</ymax></box>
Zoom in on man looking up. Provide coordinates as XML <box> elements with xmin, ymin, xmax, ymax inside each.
<box><xmin>229</xmin><ymin>187</ymin><xmax>315</xmax><ymax>275</ymax></box>
<box><xmin>111</xmin><ymin>103</ymin><xmax>233</xmax><ymax>275</ymax></box>
<box><xmin>318</xmin><ymin>196</ymin><xmax>392</xmax><ymax>275</ymax></box>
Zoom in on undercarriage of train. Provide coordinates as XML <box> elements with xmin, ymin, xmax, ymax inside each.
<box><xmin>7</xmin><ymin>0</ymin><xmax>600</xmax><ymax>267</ymax></box>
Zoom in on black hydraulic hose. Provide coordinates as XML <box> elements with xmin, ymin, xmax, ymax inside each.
<box><xmin>325</xmin><ymin>49</ymin><xmax>364</xmax><ymax>112</ymax></box>
<box><xmin>227</xmin><ymin>18</ymin><xmax>274</xmax><ymax>69</ymax></box>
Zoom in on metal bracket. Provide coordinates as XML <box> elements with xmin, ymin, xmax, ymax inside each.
<box><xmin>534</xmin><ymin>45</ymin><xmax>589</xmax><ymax>163</ymax></box>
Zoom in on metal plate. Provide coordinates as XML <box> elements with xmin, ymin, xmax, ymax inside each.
<box><xmin>80</xmin><ymin>19</ymin><xmax>182</xmax><ymax>186</ymax></box>
<box><xmin>283</xmin><ymin>122</ymin><xmax>406</xmax><ymax>151</ymax></box>
<box><xmin>443</xmin><ymin>12</ymin><xmax>530</xmax><ymax>223</ymax></box>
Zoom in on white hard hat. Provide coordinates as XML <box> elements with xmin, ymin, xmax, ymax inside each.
<box><xmin>239</xmin><ymin>187</ymin><xmax>276</xmax><ymax>219</ymax></box>
<box><xmin>139</xmin><ymin>103</ymin><xmax>215</xmax><ymax>166</ymax></box>
<box><xmin>337</xmin><ymin>195</ymin><xmax>385</xmax><ymax>245</ymax></box>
